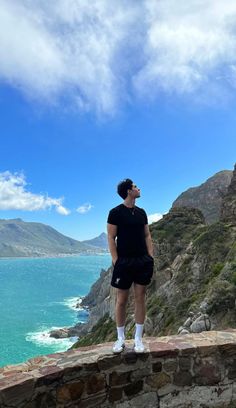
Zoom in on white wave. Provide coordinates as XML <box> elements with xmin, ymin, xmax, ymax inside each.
<box><xmin>51</xmin><ymin>296</ymin><xmax>86</xmax><ymax>311</ymax></box>
<box><xmin>26</xmin><ymin>326</ymin><xmax>78</xmax><ymax>350</ymax></box>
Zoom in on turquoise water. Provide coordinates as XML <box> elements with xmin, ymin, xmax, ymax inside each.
<box><xmin>0</xmin><ymin>254</ymin><xmax>111</xmax><ymax>367</ymax></box>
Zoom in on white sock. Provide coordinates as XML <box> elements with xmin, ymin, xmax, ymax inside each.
<box><xmin>117</xmin><ymin>326</ymin><xmax>125</xmax><ymax>340</ymax></box>
<box><xmin>135</xmin><ymin>323</ymin><xmax>144</xmax><ymax>341</ymax></box>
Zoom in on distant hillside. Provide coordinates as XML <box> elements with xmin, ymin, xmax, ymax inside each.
<box><xmin>0</xmin><ymin>218</ymin><xmax>106</xmax><ymax>257</ymax></box>
<box><xmin>82</xmin><ymin>232</ymin><xmax>108</xmax><ymax>250</ymax></box>
<box><xmin>172</xmin><ymin>170</ymin><xmax>233</xmax><ymax>223</ymax></box>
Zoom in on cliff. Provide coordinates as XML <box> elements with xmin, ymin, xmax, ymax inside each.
<box><xmin>220</xmin><ymin>163</ymin><xmax>236</xmax><ymax>224</ymax></box>
<box><xmin>172</xmin><ymin>170</ymin><xmax>232</xmax><ymax>223</ymax></box>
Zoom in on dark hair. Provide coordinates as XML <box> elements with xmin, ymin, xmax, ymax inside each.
<box><xmin>117</xmin><ymin>178</ymin><xmax>133</xmax><ymax>199</ymax></box>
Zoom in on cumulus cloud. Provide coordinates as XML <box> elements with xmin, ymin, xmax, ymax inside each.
<box><xmin>148</xmin><ymin>212</ymin><xmax>163</xmax><ymax>224</ymax></box>
<box><xmin>1</xmin><ymin>0</ymin><xmax>236</xmax><ymax>114</ymax></box>
<box><xmin>76</xmin><ymin>203</ymin><xmax>93</xmax><ymax>214</ymax></box>
<box><xmin>0</xmin><ymin>171</ymin><xmax>70</xmax><ymax>215</ymax></box>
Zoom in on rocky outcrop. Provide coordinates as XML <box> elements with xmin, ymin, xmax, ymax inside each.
<box><xmin>220</xmin><ymin>163</ymin><xmax>236</xmax><ymax>224</ymax></box>
<box><xmin>172</xmin><ymin>170</ymin><xmax>232</xmax><ymax>224</ymax></box>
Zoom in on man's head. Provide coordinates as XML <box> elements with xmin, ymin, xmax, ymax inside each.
<box><xmin>117</xmin><ymin>178</ymin><xmax>140</xmax><ymax>199</ymax></box>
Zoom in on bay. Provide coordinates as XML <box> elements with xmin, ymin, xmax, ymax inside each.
<box><xmin>0</xmin><ymin>254</ymin><xmax>111</xmax><ymax>367</ymax></box>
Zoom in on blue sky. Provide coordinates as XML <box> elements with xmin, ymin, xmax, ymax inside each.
<box><xmin>0</xmin><ymin>1</ymin><xmax>236</xmax><ymax>240</ymax></box>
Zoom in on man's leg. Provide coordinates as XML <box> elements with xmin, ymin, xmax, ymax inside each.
<box><xmin>112</xmin><ymin>288</ymin><xmax>129</xmax><ymax>353</ymax></box>
<box><xmin>115</xmin><ymin>287</ymin><xmax>129</xmax><ymax>328</ymax></box>
<box><xmin>134</xmin><ymin>283</ymin><xmax>146</xmax><ymax>323</ymax></box>
<box><xmin>133</xmin><ymin>283</ymin><xmax>146</xmax><ymax>351</ymax></box>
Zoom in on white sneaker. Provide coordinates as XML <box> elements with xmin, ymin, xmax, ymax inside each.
<box><xmin>134</xmin><ymin>338</ymin><xmax>145</xmax><ymax>353</ymax></box>
<box><xmin>112</xmin><ymin>338</ymin><xmax>125</xmax><ymax>353</ymax></box>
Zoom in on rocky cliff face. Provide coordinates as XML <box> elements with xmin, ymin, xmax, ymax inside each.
<box><xmin>220</xmin><ymin>163</ymin><xmax>236</xmax><ymax>224</ymax></box>
<box><xmin>172</xmin><ymin>170</ymin><xmax>232</xmax><ymax>224</ymax></box>
<box><xmin>62</xmin><ymin>166</ymin><xmax>236</xmax><ymax>348</ymax></box>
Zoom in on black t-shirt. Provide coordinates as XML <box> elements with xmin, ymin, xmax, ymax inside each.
<box><xmin>107</xmin><ymin>204</ymin><xmax>148</xmax><ymax>257</ymax></box>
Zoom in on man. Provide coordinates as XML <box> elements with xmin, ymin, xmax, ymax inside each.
<box><xmin>107</xmin><ymin>178</ymin><xmax>154</xmax><ymax>353</ymax></box>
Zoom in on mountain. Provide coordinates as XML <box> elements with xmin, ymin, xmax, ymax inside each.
<box><xmin>57</xmin><ymin>165</ymin><xmax>236</xmax><ymax>347</ymax></box>
<box><xmin>172</xmin><ymin>170</ymin><xmax>233</xmax><ymax>224</ymax></box>
<box><xmin>82</xmin><ymin>232</ymin><xmax>108</xmax><ymax>250</ymax></box>
<box><xmin>0</xmin><ymin>218</ymin><xmax>106</xmax><ymax>257</ymax></box>
<box><xmin>220</xmin><ymin>163</ymin><xmax>236</xmax><ymax>225</ymax></box>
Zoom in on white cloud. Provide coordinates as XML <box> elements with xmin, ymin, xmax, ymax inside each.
<box><xmin>0</xmin><ymin>171</ymin><xmax>70</xmax><ymax>215</ymax></box>
<box><xmin>148</xmin><ymin>213</ymin><xmax>163</xmax><ymax>224</ymax></box>
<box><xmin>76</xmin><ymin>203</ymin><xmax>93</xmax><ymax>214</ymax></box>
<box><xmin>1</xmin><ymin>0</ymin><xmax>236</xmax><ymax>113</ymax></box>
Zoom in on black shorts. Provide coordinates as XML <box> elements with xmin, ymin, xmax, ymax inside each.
<box><xmin>111</xmin><ymin>254</ymin><xmax>154</xmax><ymax>290</ymax></box>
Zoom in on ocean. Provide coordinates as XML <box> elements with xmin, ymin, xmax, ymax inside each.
<box><xmin>0</xmin><ymin>254</ymin><xmax>112</xmax><ymax>368</ymax></box>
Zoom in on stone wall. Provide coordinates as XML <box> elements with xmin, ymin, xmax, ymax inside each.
<box><xmin>1</xmin><ymin>330</ymin><xmax>236</xmax><ymax>408</ymax></box>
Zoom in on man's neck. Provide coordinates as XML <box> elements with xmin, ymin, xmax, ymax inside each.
<box><xmin>123</xmin><ymin>198</ymin><xmax>136</xmax><ymax>208</ymax></box>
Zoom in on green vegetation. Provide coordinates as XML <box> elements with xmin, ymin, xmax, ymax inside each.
<box><xmin>71</xmin><ymin>313</ymin><xmax>116</xmax><ymax>348</ymax></box>
<box><xmin>193</xmin><ymin>222</ymin><xmax>231</xmax><ymax>260</ymax></box>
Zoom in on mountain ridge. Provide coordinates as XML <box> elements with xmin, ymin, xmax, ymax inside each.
<box><xmin>0</xmin><ymin>218</ymin><xmax>108</xmax><ymax>257</ymax></box>
<box><xmin>172</xmin><ymin>169</ymin><xmax>233</xmax><ymax>223</ymax></box>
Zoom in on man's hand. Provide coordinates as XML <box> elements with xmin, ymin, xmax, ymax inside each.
<box><xmin>112</xmin><ymin>256</ymin><xmax>118</xmax><ymax>266</ymax></box>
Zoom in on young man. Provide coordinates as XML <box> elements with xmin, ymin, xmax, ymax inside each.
<box><xmin>107</xmin><ymin>178</ymin><xmax>154</xmax><ymax>353</ymax></box>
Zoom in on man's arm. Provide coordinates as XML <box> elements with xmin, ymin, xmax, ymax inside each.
<box><xmin>144</xmin><ymin>224</ymin><xmax>154</xmax><ymax>258</ymax></box>
<box><xmin>107</xmin><ymin>223</ymin><xmax>118</xmax><ymax>265</ymax></box>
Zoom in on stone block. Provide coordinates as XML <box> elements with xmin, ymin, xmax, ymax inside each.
<box><xmin>131</xmin><ymin>366</ymin><xmax>152</xmax><ymax>381</ymax></box>
<box><xmin>97</xmin><ymin>354</ymin><xmax>122</xmax><ymax>371</ymax></box>
<box><xmin>56</xmin><ymin>380</ymin><xmax>84</xmax><ymax>403</ymax></box>
<box><xmin>108</xmin><ymin>386</ymin><xmax>123</xmax><ymax>402</ymax></box>
<box><xmin>129</xmin><ymin>391</ymin><xmax>159</xmax><ymax>407</ymax></box>
<box><xmin>109</xmin><ymin>371</ymin><xmax>131</xmax><ymax>386</ymax></box>
<box><xmin>153</xmin><ymin>361</ymin><xmax>162</xmax><ymax>372</ymax></box>
<box><xmin>146</xmin><ymin>372</ymin><xmax>171</xmax><ymax>389</ymax></box>
<box><xmin>219</xmin><ymin>343</ymin><xmax>236</xmax><ymax>357</ymax></box>
<box><xmin>173</xmin><ymin>370</ymin><xmax>192</xmax><ymax>386</ymax></box>
<box><xmin>124</xmin><ymin>380</ymin><xmax>143</xmax><ymax>397</ymax></box>
<box><xmin>1</xmin><ymin>377</ymin><xmax>35</xmax><ymax>406</ymax></box>
<box><xmin>36</xmin><ymin>365</ymin><xmax>64</xmax><ymax>386</ymax></box>
<box><xmin>25</xmin><ymin>392</ymin><xmax>56</xmax><ymax>408</ymax></box>
<box><xmin>123</xmin><ymin>351</ymin><xmax>138</xmax><ymax>365</ymax></box>
<box><xmin>163</xmin><ymin>359</ymin><xmax>177</xmax><ymax>373</ymax></box>
<box><xmin>179</xmin><ymin>357</ymin><xmax>192</xmax><ymax>370</ymax></box>
<box><xmin>61</xmin><ymin>362</ymin><xmax>99</xmax><ymax>380</ymax></box>
<box><xmin>194</xmin><ymin>362</ymin><xmax>221</xmax><ymax>385</ymax></box>
<box><xmin>86</xmin><ymin>373</ymin><xmax>106</xmax><ymax>395</ymax></box>
<box><xmin>228</xmin><ymin>359</ymin><xmax>236</xmax><ymax>380</ymax></box>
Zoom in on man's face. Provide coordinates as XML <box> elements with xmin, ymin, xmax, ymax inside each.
<box><xmin>129</xmin><ymin>183</ymin><xmax>140</xmax><ymax>198</ymax></box>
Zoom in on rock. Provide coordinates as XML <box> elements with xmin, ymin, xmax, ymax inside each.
<box><xmin>179</xmin><ymin>329</ymin><xmax>190</xmax><ymax>335</ymax></box>
<box><xmin>183</xmin><ymin>317</ymin><xmax>192</xmax><ymax>328</ymax></box>
<box><xmin>199</xmin><ymin>300</ymin><xmax>209</xmax><ymax>313</ymax></box>
<box><xmin>49</xmin><ymin>328</ymin><xmax>70</xmax><ymax>338</ymax></box>
<box><xmin>190</xmin><ymin>314</ymin><xmax>211</xmax><ymax>333</ymax></box>
<box><xmin>220</xmin><ymin>163</ymin><xmax>236</xmax><ymax>224</ymax></box>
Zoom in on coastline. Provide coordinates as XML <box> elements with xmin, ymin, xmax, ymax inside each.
<box><xmin>0</xmin><ymin>252</ymin><xmax>110</xmax><ymax>260</ymax></box>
